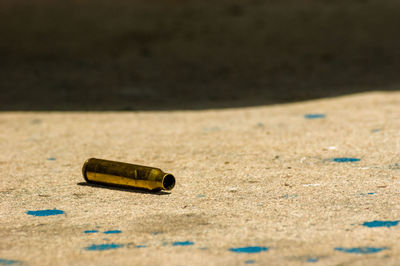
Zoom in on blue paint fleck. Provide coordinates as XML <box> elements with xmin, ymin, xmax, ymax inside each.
<box><xmin>85</xmin><ymin>243</ymin><xmax>124</xmax><ymax>251</ymax></box>
<box><xmin>229</xmin><ymin>246</ymin><xmax>269</xmax><ymax>253</ymax></box>
<box><xmin>332</xmin><ymin>157</ymin><xmax>360</xmax><ymax>163</ymax></box>
<box><xmin>304</xmin><ymin>114</ymin><xmax>325</xmax><ymax>119</ymax></box>
<box><xmin>334</xmin><ymin>247</ymin><xmax>388</xmax><ymax>254</ymax></box>
<box><xmin>362</xmin><ymin>220</ymin><xmax>399</xmax><ymax>228</ymax></box>
<box><xmin>172</xmin><ymin>241</ymin><xmax>194</xmax><ymax>246</ymax></box>
<box><xmin>26</xmin><ymin>209</ymin><xmax>64</xmax><ymax>216</ymax></box>
<box><xmin>0</xmin><ymin>259</ymin><xmax>21</xmax><ymax>265</ymax></box>
<box><xmin>197</xmin><ymin>194</ymin><xmax>205</xmax><ymax>198</ymax></box>
<box><xmin>152</xmin><ymin>232</ymin><xmax>162</xmax><ymax>235</ymax></box>
<box><xmin>84</xmin><ymin>230</ymin><xmax>99</xmax><ymax>234</ymax></box>
<box><xmin>306</xmin><ymin>257</ymin><xmax>319</xmax><ymax>263</ymax></box>
<box><xmin>371</xmin><ymin>129</ymin><xmax>381</xmax><ymax>133</ymax></box>
<box><xmin>360</xmin><ymin>192</ymin><xmax>376</xmax><ymax>196</ymax></box>
<box><xmin>47</xmin><ymin>157</ymin><xmax>56</xmax><ymax>161</ymax></box>
<box><xmin>136</xmin><ymin>245</ymin><xmax>147</xmax><ymax>248</ymax></box>
<box><xmin>104</xmin><ymin>230</ymin><xmax>122</xmax><ymax>234</ymax></box>
<box><xmin>245</xmin><ymin>260</ymin><xmax>256</xmax><ymax>264</ymax></box>
<box><xmin>284</xmin><ymin>194</ymin><xmax>298</xmax><ymax>199</ymax></box>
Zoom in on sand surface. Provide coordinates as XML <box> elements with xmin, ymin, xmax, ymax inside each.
<box><xmin>1</xmin><ymin>91</ymin><xmax>399</xmax><ymax>265</ymax></box>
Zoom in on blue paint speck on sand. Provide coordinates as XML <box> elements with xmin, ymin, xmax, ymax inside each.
<box><xmin>306</xmin><ymin>257</ymin><xmax>319</xmax><ymax>263</ymax></box>
<box><xmin>26</xmin><ymin>209</ymin><xmax>64</xmax><ymax>216</ymax></box>
<box><xmin>333</xmin><ymin>157</ymin><xmax>360</xmax><ymax>163</ymax></box>
<box><xmin>0</xmin><ymin>259</ymin><xmax>21</xmax><ymax>265</ymax></box>
<box><xmin>362</xmin><ymin>220</ymin><xmax>399</xmax><ymax>228</ymax></box>
<box><xmin>229</xmin><ymin>246</ymin><xmax>269</xmax><ymax>253</ymax></box>
<box><xmin>47</xmin><ymin>157</ymin><xmax>56</xmax><ymax>161</ymax></box>
<box><xmin>245</xmin><ymin>260</ymin><xmax>256</xmax><ymax>264</ymax></box>
<box><xmin>85</xmin><ymin>243</ymin><xmax>124</xmax><ymax>251</ymax></box>
<box><xmin>335</xmin><ymin>247</ymin><xmax>388</xmax><ymax>254</ymax></box>
<box><xmin>172</xmin><ymin>241</ymin><xmax>194</xmax><ymax>246</ymax></box>
<box><xmin>84</xmin><ymin>230</ymin><xmax>99</xmax><ymax>234</ymax></box>
<box><xmin>304</xmin><ymin>114</ymin><xmax>325</xmax><ymax>119</ymax></box>
<box><xmin>136</xmin><ymin>245</ymin><xmax>147</xmax><ymax>248</ymax></box>
<box><xmin>197</xmin><ymin>194</ymin><xmax>205</xmax><ymax>198</ymax></box>
<box><xmin>104</xmin><ymin>230</ymin><xmax>122</xmax><ymax>234</ymax></box>
<box><xmin>360</xmin><ymin>192</ymin><xmax>376</xmax><ymax>196</ymax></box>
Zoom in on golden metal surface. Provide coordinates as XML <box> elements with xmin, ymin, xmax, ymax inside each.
<box><xmin>82</xmin><ymin>158</ymin><xmax>175</xmax><ymax>191</ymax></box>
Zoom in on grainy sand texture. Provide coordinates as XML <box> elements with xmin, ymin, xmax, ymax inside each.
<box><xmin>0</xmin><ymin>91</ymin><xmax>399</xmax><ymax>265</ymax></box>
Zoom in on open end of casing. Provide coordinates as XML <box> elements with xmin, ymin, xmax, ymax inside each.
<box><xmin>162</xmin><ymin>174</ymin><xmax>176</xmax><ymax>190</ymax></box>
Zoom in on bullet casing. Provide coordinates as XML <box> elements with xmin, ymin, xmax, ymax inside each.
<box><xmin>82</xmin><ymin>158</ymin><xmax>176</xmax><ymax>191</ymax></box>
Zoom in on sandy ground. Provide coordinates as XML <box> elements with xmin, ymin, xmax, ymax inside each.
<box><xmin>0</xmin><ymin>91</ymin><xmax>399</xmax><ymax>265</ymax></box>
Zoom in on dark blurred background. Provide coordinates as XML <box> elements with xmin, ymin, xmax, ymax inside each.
<box><xmin>1</xmin><ymin>0</ymin><xmax>399</xmax><ymax>110</ymax></box>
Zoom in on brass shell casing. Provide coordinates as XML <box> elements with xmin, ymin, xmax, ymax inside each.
<box><xmin>82</xmin><ymin>158</ymin><xmax>175</xmax><ymax>191</ymax></box>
